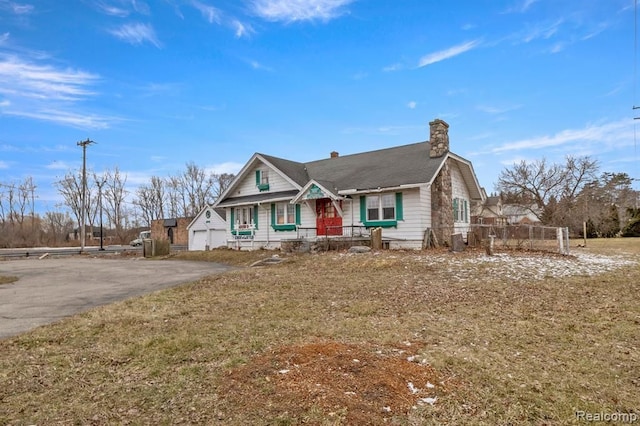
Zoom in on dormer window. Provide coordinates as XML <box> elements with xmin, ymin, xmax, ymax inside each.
<box><xmin>256</xmin><ymin>169</ymin><xmax>270</xmax><ymax>191</ymax></box>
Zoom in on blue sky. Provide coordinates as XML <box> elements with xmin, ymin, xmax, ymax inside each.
<box><xmin>0</xmin><ymin>0</ymin><xmax>638</xmax><ymax>213</ymax></box>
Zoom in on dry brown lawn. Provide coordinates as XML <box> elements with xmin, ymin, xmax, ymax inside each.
<box><xmin>1</xmin><ymin>239</ymin><xmax>639</xmax><ymax>425</ymax></box>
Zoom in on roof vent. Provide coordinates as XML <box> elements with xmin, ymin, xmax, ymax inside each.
<box><xmin>330</xmin><ymin>151</ymin><xmax>339</xmax><ymax>158</ymax></box>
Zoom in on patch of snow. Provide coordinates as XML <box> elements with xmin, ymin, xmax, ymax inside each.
<box><xmin>407</xmin><ymin>382</ymin><xmax>419</xmax><ymax>394</ymax></box>
<box><xmin>413</xmin><ymin>251</ymin><xmax>638</xmax><ymax>282</ymax></box>
<box><xmin>418</xmin><ymin>396</ymin><xmax>437</xmax><ymax>405</ymax></box>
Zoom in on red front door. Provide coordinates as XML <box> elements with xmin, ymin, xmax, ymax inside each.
<box><xmin>316</xmin><ymin>199</ymin><xmax>342</xmax><ymax>236</ymax></box>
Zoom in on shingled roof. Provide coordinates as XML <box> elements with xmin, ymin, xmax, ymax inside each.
<box><xmin>257</xmin><ymin>141</ymin><xmax>445</xmax><ymax>193</ymax></box>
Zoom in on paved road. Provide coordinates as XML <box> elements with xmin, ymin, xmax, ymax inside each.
<box><xmin>0</xmin><ymin>257</ymin><xmax>234</xmax><ymax>339</ymax></box>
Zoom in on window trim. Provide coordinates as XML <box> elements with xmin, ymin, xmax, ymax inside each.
<box><xmin>359</xmin><ymin>192</ymin><xmax>403</xmax><ymax>228</ymax></box>
<box><xmin>256</xmin><ymin>170</ymin><xmax>270</xmax><ymax>192</ymax></box>
<box><xmin>230</xmin><ymin>205</ymin><xmax>259</xmax><ymax>235</ymax></box>
<box><xmin>270</xmin><ymin>202</ymin><xmax>301</xmax><ymax>231</ymax></box>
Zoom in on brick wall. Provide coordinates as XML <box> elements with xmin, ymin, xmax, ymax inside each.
<box><xmin>150</xmin><ymin>217</ymin><xmax>193</xmax><ymax>245</ymax></box>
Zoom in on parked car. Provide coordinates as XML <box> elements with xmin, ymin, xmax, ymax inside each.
<box><xmin>130</xmin><ymin>230</ymin><xmax>151</xmax><ymax>246</ymax></box>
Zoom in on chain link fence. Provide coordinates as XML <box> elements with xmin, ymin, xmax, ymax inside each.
<box><xmin>464</xmin><ymin>224</ymin><xmax>570</xmax><ymax>255</ymax></box>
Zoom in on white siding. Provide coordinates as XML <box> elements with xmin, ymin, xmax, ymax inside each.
<box><xmin>351</xmin><ymin>186</ymin><xmax>430</xmax><ymax>250</ymax></box>
<box><xmin>187</xmin><ymin>207</ymin><xmax>227</xmax><ymax>251</ymax></box>
<box><xmin>451</xmin><ymin>162</ymin><xmax>471</xmax><ymax>236</ymax></box>
<box><xmin>231</xmin><ymin>162</ymin><xmax>298</xmax><ymax>198</ymax></box>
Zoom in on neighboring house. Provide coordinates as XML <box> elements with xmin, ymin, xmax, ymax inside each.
<box><xmin>211</xmin><ymin>119</ymin><xmax>485</xmax><ymax>250</ymax></box>
<box><xmin>151</xmin><ymin>217</ymin><xmax>193</xmax><ymax>245</ymax></box>
<box><xmin>473</xmin><ymin>193</ymin><xmax>507</xmax><ymax>225</ymax></box>
<box><xmin>502</xmin><ymin>204</ymin><xmax>542</xmax><ymax>225</ymax></box>
<box><xmin>187</xmin><ymin>207</ymin><xmax>227</xmax><ymax>250</ymax></box>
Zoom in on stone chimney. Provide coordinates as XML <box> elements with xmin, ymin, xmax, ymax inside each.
<box><xmin>330</xmin><ymin>151</ymin><xmax>339</xmax><ymax>158</ymax></box>
<box><xmin>429</xmin><ymin>119</ymin><xmax>449</xmax><ymax>158</ymax></box>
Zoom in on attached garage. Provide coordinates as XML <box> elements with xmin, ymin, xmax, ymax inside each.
<box><xmin>187</xmin><ymin>206</ymin><xmax>227</xmax><ymax>251</ymax></box>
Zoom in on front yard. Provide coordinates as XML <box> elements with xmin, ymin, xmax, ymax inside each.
<box><xmin>1</xmin><ymin>239</ymin><xmax>639</xmax><ymax>424</ymax></box>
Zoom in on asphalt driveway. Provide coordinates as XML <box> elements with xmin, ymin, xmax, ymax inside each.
<box><xmin>0</xmin><ymin>257</ymin><xmax>234</xmax><ymax>339</ymax></box>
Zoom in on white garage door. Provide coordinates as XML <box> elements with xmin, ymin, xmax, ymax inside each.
<box><xmin>190</xmin><ymin>229</ymin><xmax>227</xmax><ymax>251</ymax></box>
<box><xmin>208</xmin><ymin>229</ymin><xmax>226</xmax><ymax>249</ymax></box>
<box><xmin>190</xmin><ymin>230</ymin><xmax>207</xmax><ymax>251</ymax></box>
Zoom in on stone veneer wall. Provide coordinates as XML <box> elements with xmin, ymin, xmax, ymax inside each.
<box><xmin>431</xmin><ymin>159</ymin><xmax>454</xmax><ymax>246</ymax></box>
<box><xmin>429</xmin><ymin>119</ymin><xmax>450</xmax><ymax>158</ymax></box>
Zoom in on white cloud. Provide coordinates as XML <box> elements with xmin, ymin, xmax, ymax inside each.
<box><xmin>491</xmin><ymin>119</ymin><xmax>633</xmax><ymax>153</ymax></box>
<box><xmin>476</xmin><ymin>104</ymin><xmax>522</xmax><ymax>114</ymax></box>
<box><xmin>0</xmin><ymin>0</ymin><xmax>34</xmax><ymax>14</ymax></box>
<box><xmin>503</xmin><ymin>0</ymin><xmax>539</xmax><ymax>14</ymax></box>
<box><xmin>190</xmin><ymin>0</ymin><xmax>221</xmax><ymax>24</ymax></box>
<box><xmin>407</xmin><ymin>101</ymin><xmax>417</xmax><ymax>109</ymax></box>
<box><xmin>0</xmin><ymin>32</ymin><xmax>9</xmax><ymax>45</ymax></box>
<box><xmin>3</xmin><ymin>109</ymin><xmax>112</xmax><ymax>129</ymax></box>
<box><xmin>45</xmin><ymin>161</ymin><xmax>72</xmax><ymax>170</ymax></box>
<box><xmin>382</xmin><ymin>63</ymin><xmax>403</xmax><ymax>72</ymax></box>
<box><xmin>248</xmin><ymin>59</ymin><xmax>274</xmax><ymax>72</ymax></box>
<box><xmin>95</xmin><ymin>1</ymin><xmax>129</xmax><ymax>17</ymax></box>
<box><xmin>108</xmin><ymin>23</ymin><xmax>161</xmax><ymax>48</ymax></box>
<box><xmin>0</xmin><ymin>160</ymin><xmax>8</xmax><ymax>169</ymax></box>
<box><xmin>251</xmin><ymin>0</ymin><xmax>353</xmax><ymax>22</ymax></box>
<box><xmin>520</xmin><ymin>20</ymin><xmax>563</xmax><ymax>43</ymax></box>
<box><xmin>206</xmin><ymin>161</ymin><xmax>244</xmax><ymax>175</ymax></box>
<box><xmin>0</xmin><ymin>55</ymin><xmax>99</xmax><ymax>101</ymax></box>
<box><xmin>232</xmin><ymin>19</ymin><xmax>254</xmax><ymax>38</ymax></box>
<box><xmin>418</xmin><ymin>40</ymin><xmax>481</xmax><ymax>68</ymax></box>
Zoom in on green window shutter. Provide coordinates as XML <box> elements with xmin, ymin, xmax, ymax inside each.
<box><xmin>230</xmin><ymin>208</ymin><xmax>235</xmax><ymax>230</ymax></box>
<box><xmin>295</xmin><ymin>204</ymin><xmax>301</xmax><ymax>225</ymax></box>
<box><xmin>453</xmin><ymin>198</ymin><xmax>459</xmax><ymax>221</ymax></box>
<box><xmin>359</xmin><ymin>196</ymin><xmax>366</xmax><ymax>222</ymax></box>
<box><xmin>255</xmin><ymin>170</ymin><xmax>260</xmax><ymax>185</ymax></box>
<box><xmin>253</xmin><ymin>205</ymin><xmax>259</xmax><ymax>229</ymax></box>
<box><xmin>271</xmin><ymin>203</ymin><xmax>276</xmax><ymax>227</ymax></box>
<box><xmin>395</xmin><ymin>192</ymin><xmax>403</xmax><ymax>220</ymax></box>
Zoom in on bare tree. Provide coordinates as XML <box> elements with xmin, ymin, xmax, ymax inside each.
<box><xmin>102</xmin><ymin>167</ymin><xmax>128</xmax><ymax>242</ymax></box>
<box><xmin>497</xmin><ymin>156</ymin><xmax>599</xmax><ymax>225</ymax></box>
<box><xmin>134</xmin><ymin>176</ymin><xmax>166</xmax><ymax>226</ymax></box>
<box><xmin>214</xmin><ymin>173</ymin><xmax>235</xmax><ymax>199</ymax></box>
<box><xmin>55</xmin><ymin>171</ymin><xmax>84</xmax><ymax>231</ymax></box>
<box><xmin>43</xmin><ymin>210</ymin><xmax>74</xmax><ymax>245</ymax></box>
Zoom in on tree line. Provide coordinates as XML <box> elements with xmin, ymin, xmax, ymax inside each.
<box><xmin>0</xmin><ymin>162</ymin><xmax>234</xmax><ymax>248</ymax></box>
<box><xmin>496</xmin><ymin>156</ymin><xmax>640</xmax><ymax>237</ymax></box>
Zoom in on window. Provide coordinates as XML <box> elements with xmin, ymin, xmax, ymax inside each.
<box><xmin>367</xmin><ymin>196</ymin><xmax>380</xmax><ymax>221</ymax></box>
<box><xmin>276</xmin><ymin>202</ymin><xmax>295</xmax><ymax>225</ymax></box>
<box><xmin>256</xmin><ymin>170</ymin><xmax>270</xmax><ymax>191</ymax></box>
<box><xmin>453</xmin><ymin>198</ymin><xmax>469</xmax><ymax>223</ymax></box>
<box><xmin>231</xmin><ymin>205</ymin><xmax>258</xmax><ymax>234</ymax></box>
<box><xmin>366</xmin><ymin>194</ymin><xmax>395</xmax><ymax>221</ymax></box>
<box><xmin>235</xmin><ymin>206</ymin><xmax>254</xmax><ymax>228</ymax></box>
<box><xmin>360</xmin><ymin>193</ymin><xmax>403</xmax><ymax>228</ymax></box>
<box><xmin>271</xmin><ymin>202</ymin><xmax>300</xmax><ymax>231</ymax></box>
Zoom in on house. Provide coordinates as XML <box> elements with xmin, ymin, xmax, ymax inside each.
<box><xmin>186</xmin><ymin>207</ymin><xmax>227</xmax><ymax>250</ymax></box>
<box><xmin>210</xmin><ymin>119</ymin><xmax>485</xmax><ymax>250</ymax></box>
<box><xmin>473</xmin><ymin>193</ymin><xmax>507</xmax><ymax>225</ymax></box>
<box><xmin>150</xmin><ymin>217</ymin><xmax>193</xmax><ymax>245</ymax></box>
<box><xmin>502</xmin><ymin>204</ymin><xmax>542</xmax><ymax>225</ymax></box>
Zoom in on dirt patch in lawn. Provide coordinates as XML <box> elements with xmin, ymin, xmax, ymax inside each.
<box><xmin>221</xmin><ymin>340</ymin><xmax>462</xmax><ymax>424</ymax></box>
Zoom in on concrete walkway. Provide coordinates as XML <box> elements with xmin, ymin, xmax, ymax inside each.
<box><xmin>0</xmin><ymin>257</ymin><xmax>234</xmax><ymax>339</ymax></box>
